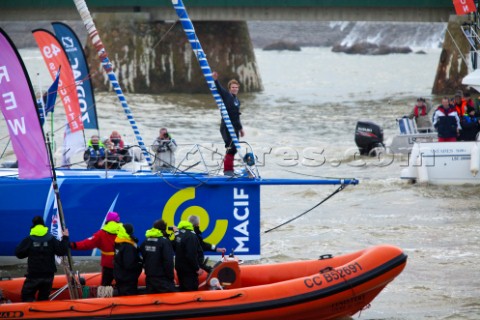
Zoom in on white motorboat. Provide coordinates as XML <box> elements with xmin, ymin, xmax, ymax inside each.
<box><xmin>400</xmin><ymin>141</ymin><xmax>480</xmax><ymax>185</ymax></box>
<box><xmin>388</xmin><ymin>118</ymin><xmax>437</xmax><ymax>154</ymax></box>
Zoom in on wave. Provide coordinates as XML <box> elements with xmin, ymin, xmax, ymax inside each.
<box><xmin>249</xmin><ymin>21</ymin><xmax>446</xmax><ymax>49</ymax></box>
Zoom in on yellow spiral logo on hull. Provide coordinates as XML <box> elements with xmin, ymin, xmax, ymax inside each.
<box><xmin>163</xmin><ymin>187</ymin><xmax>228</xmax><ymax>244</ymax></box>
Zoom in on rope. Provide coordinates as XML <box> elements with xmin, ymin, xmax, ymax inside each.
<box><xmin>446</xmin><ymin>27</ymin><xmax>470</xmax><ymax>67</ymax></box>
<box><xmin>29</xmin><ymin>293</ymin><xmax>243</xmax><ymax>314</ymax></box>
<box><xmin>264</xmin><ymin>184</ymin><xmax>347</xmax><ymax>233</ymax></box>
<box><xmin>0</xmin><ymin>139</ymin><xmax>10</xmax><ymax>158</ymax></box>
<box><xmin>151</xmin><ymin>21</ymin><xmax>178</xmax><ymax>51</ymax></box>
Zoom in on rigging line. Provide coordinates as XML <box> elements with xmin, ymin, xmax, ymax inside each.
<box><xmin>263</xmin><ymin>184</ymin><xmax>347</xmax><ymax>234</ymax></box>
<box><xmin>446</xmin><ymin>27</ymin><xmax>470</xmax><ymax>68</ymax></box>
<box><xmin>0</xmin><ymin>139</ymin><xmax>11</xmax><ymax>158</ymax></box>
<box><xmin>150</xmin><ymin>20</ymin><xmax>179</xmax><ymax>51</ymax></box>
<box><xmin>73</xmin><ymin>0</ymin><xmax>153</xmax><ymax>167</ymax></box>
<box><xmin>282</xmin><ymin>168</ymin><xmax>357</xmax><ymax>181</ymax></box>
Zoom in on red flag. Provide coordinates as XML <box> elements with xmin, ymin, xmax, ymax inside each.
<box><xmin>453</xmin><ymin>0</ymin><xmax>477</xmax><ymax>15</ymax></box>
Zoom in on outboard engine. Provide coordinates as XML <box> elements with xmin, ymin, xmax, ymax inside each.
<box><xmin>354</xmin><ymin>120</ymin><xmax>384</xmax><ymax>156</ymax></box>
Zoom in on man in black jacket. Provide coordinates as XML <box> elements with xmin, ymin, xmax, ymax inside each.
<box><xmin>213</xmin><ymin>71</ymin><xmax>245</xmax><ymax>176</ymax></box>
<box><xmin>140</xmin><ymin>219</ymin><xmax>176</xmax><ymax>293</ymax></box>
<box><xmin>114</xmin><ymin>223</ymin><xmax>142</xmax><ymax>296</ymax></box>
<box><xmin>174</xmin><ymin>220</ymin><xmax>204</xmax><ymax>291</ymax></box>
<box><xmin>15</xmin><ymin>216</ymin><xmax>70</xmax><ymax>302</ymax></box>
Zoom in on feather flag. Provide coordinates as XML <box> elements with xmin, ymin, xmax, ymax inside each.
<box><xmin>33</xmin><ymin>29</ymin><xmax>84</xmax><ymax>133</ymax></box>
<box><xmin>0</xmin><ymin>28</ymin><xmax>51</xmax><ymax>179</ymax></box>
<box><xmin>52</xmin><ymin>22</ymin><xmax>99</xmax><ymax>130</ymax></box>
<box><xmin>453</xmin><ymin>0</ymin><xmax>476</xmax><ymax>15</ymax></box>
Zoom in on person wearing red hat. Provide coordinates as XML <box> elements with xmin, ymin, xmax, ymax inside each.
<box><xmin>70</xmin><ymin>211</ymin><xmax>121</xmax><ymax>286</ymax></box>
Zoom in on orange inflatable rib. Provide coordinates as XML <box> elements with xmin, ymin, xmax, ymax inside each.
<box><xmin>0</xmin><ymin>245</ymin><xmax>407</xmax><ymax>320</ymax></box>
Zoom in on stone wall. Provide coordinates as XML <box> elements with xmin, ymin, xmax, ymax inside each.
<box><xmin>432</xmin><ymin>15</ymin><xmax>471</xmax><ymax>95</ymax></box>
<box><xmin>85</xmin><ymin>13</ymin><xmax>263</xmax><ymax>94</ymax></box>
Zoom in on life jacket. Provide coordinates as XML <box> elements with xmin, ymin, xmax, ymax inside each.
<box><xmin>455</xmin><ymin>100</ymin><xmax>467</xmax><ymax>117</ymax></box>
<box><xmin>413</xmin><ymin>105</ymin><xmax>427</xmax><ymax>117</ymax></box>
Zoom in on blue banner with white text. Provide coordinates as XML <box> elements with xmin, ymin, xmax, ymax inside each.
<box><xmin>52</xmin><ymin>22</ymin><xmax>98</xmax><ymax>129</ymax></box>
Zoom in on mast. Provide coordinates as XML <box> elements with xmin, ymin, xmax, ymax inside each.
<box><xmin>72</xmin><ymin>0</ymin><xmax>153</xmax><ymax>168</ymax></box>
<box><xmin>171</xmin><ymin>0</ymin><xmax>242</xmax><ymax>156</ymax></box>
<box><xmin>45</xmin><ymin>135</ymin><xmax>80</xmax><ymax>300</ymax></box>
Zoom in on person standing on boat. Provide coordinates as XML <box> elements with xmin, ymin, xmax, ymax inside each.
<box><xmin>152</xmin><ymin>128</ymin><xmax>177</xmax><ymax>173</ymax></box>
<box><xmin>15</xmin><ymin>216</ymin><xmax>69</xmax><ymax>302</ymax></box>
<box><xmin>408</xmin><ymin>98</ymin><xmax>432</xmax><ymax>133</ymax></box>
<box><xmin>140</xmin><ymin>219</ymin><xmax>177</xmax><ymax>293</ymax></box>
<box><xmin>459</xmin><ymin>106</ymin><xmax>480</xmax><ymax>141</ymax></box>
<box><xmin>84</xmin><ymin>135</ymin><xmax>106</xmax><ymax>169</ymax></box>
<box><xmin>70</xmin><ymin>211</ymin><xmax>121</xmax><ymax>286</ymax></box>
<box><xmin>213</xmin><ymin>71</ymin><xmax>244</xmax><ymax>176</ymax></box>
<box><xmin>188</xmin><ymin>215</ymin><xmax>226</xmax><ymax>272</ymax></box>
<box><xmin>114</xmin><ymin>223</ymin><xmax>143</xmax><ymax>296</ymax></box>
<box><xmin>433</xmin><ymin>97</ymin><xmax>461</xmax><ymax>142</ymax></box>
<box><xmin>453</xmin><ymin>90</ymin><xmax>467</xmax><ymax>120</ymax></box>
<box><xmin>174</xmin><ymin>220</ymin><xmax>204</xmax><ymax>291</ymax></box>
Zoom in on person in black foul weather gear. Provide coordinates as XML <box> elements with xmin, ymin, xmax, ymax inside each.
<box><xmin>140</xmin><ymin>219</ymin><xmax>177</xmax><ymax>293</ymax></box>
<box><xmin>114</xmin><ymin>223</ymin><xmax>142</xmax><ymax>296</ymax></box>
<box><xmin>15</xmin><ymin>216</ymin><xmax>69</xmax><ymax>302</ymax></box>
<box><xmin>174</xmin><ymin>220</ymin><xmax>204</xmax><ymax>291</ymax></box>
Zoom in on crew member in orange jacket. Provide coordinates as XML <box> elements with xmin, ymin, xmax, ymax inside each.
<box><xmin>71</xmin><ymin>211</ymin><xmax>121</xmax><ymax>286</ymax></box>
<box><xmin>454</xmin><ymin>90</ymin><xmax>467</xmax><ymax>119</ymax></box>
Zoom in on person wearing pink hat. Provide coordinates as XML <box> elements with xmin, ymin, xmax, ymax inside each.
<box><xmin>70</xmin><ymin>211</ymin><xmax>121</xmax><ymax>286</ymax></box>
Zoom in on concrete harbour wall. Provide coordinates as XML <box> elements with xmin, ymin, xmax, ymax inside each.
<box><xmin>85</xmin><ymin>13</ymin><xmax>263</xmax><ymax>94</ymax></box>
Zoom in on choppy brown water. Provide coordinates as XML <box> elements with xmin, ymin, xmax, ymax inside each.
<box><xmin>1</xmin><ymin>47</ymin><xmax>479</xmax><ymax>319</ymax></box>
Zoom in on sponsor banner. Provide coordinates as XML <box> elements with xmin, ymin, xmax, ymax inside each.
<box><xmin>33</xmin><ymin>29</ymin><xmax>84</xmax><ymax>133</ymax></box>
<box><xmin>0</xmin><ymin>28</ymin><xmax>51</xmax><ymax>179</ymax></box>
<box><xmin>52</xmin><ymin>22</ymin><xmax>98</xmax><ymax>130</ymax></box>
<box><xmin>0</xmin><ymin>177</ymin><xmax>261</xmax><ymax>258</ymax></box>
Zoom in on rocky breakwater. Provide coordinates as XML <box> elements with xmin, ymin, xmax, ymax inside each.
<box><xmin>331</xmin><ymin>42</ymin><xmax>412</xmax><ymax>55</ymax></box>
<box><xmin>85</xmin><ymin>13</ymin><xmax>263</xmax><ymax>94</ymax></box>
